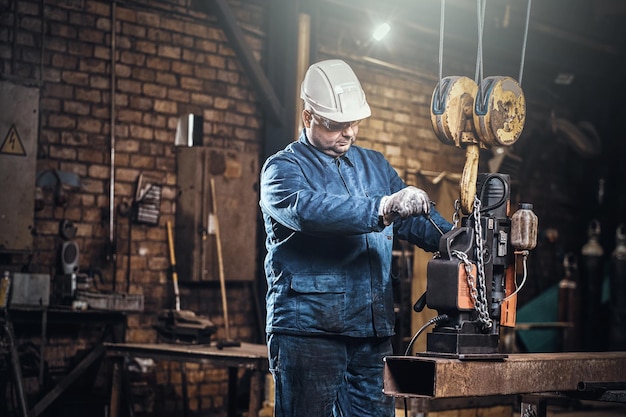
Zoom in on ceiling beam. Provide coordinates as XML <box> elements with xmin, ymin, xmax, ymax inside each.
<box><xmin>199</xmin><ymin>0</ymin><xmax>284</xmax><ymax>125</ymax></box>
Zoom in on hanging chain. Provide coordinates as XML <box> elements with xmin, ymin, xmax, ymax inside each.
<box><xmin>451</xmin><ymin>196</ymin><xmax>493</xmax><ymax>330</ymax></box>
<box><xmin>451</xmin><ymin>250</ymin><xmax>479</xmax><ymax>308</ymax></box>
<box><xmin>472</xmin><ymin>196</ymin><xmax>493</xmax><ymax>329</ymax></box>
<box><xmin>450</xmin><ymin>248</ymin><xmax>491</xmax><ymax>329</ymax></box>
<box><xmin>452</xmin><ymin>199</ymin><xmax>461</xmax><ymax>229</ymax></box>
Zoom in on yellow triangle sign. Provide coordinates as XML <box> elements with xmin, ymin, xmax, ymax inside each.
<box><xmin>0</xmin><ymin>124</ymin><xmax>26</xmax><ymax>156</ymax></box>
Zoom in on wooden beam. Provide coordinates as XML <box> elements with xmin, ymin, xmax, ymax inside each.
<box><xmin>200</xmin><ymin>0</ymin><xmax>284</xmax><ymax>125</ymax></box>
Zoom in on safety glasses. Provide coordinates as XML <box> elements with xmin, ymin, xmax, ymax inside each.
<box><xmin>307</xmin><ymin>111</ymin><xmax>361</xmax><ymax>132</ymax></box>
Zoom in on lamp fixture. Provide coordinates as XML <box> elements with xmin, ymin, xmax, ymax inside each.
<box><xmin>372</xmin><ymin>22</ymin><xmax>391</xmax><ymax>41</ymax></box>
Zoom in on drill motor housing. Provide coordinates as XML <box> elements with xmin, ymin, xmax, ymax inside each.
<box><xmin>425</xmin><ymin>173</ymin><xmax>513</xmax><ymax>357</ymax></box>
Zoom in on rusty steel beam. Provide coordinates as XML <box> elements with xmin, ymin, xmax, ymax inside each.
<box><xmin>383</xmin><ymin>352</ymin><xmax>626</xmax><ymax>398</ymax></box>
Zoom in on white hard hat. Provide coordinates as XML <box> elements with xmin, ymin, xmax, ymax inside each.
<box><xmin>300</xmin><ymin>59</ymin><xmax>371</xmax><ymax>123</ymax></box>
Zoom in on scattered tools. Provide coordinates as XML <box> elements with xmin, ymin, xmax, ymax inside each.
<box><xmin>210</xmin><ymin>177</ymin><xmax>240</xmax><ymax>349</ymax></box>
<box><xmin>155</xmin><ymin>221</ymin><xmax>216</xmax><ymax>344</ymax></box>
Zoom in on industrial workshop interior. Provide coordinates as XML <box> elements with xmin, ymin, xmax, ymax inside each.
<box><xmin>1</xmin><ymin>0</ymin><xmax>626</xmax><ymax>416</ymax></box>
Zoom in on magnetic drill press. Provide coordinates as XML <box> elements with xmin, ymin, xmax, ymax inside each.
<box><xmin>419</xmin><ymin>74</ymin><xmax>536</xmax><ymax>358</ymax></box>
<box><xmin>423</xmin><ymin>173</ymin><xmax>530</xmax><ymax>358</ymax></box>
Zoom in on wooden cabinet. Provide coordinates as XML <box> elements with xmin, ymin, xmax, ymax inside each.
<box><xmin>175</xmin><ymin>147</ymin><xmax>259</xmax><ymax>282</ymax></box>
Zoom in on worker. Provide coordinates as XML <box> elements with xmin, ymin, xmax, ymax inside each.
<box><xmin>259</xmin><ymin>59</ymin><xmax>452</xmax><ymax>417</ymax></box>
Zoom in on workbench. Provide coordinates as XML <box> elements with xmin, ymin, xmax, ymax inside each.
<box><xmin>105</xmin><ymin>342</ymin><xmax>269</xmax><ymax>417</ymax></box>
<box><xmin>1</xmin><ymin>306</ymin><xmax>127</xmax><ymax>417</ymax></box>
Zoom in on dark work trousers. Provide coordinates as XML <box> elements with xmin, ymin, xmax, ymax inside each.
<box><xmin>268</xmin><ymin>333</ymin><xmax>395</xmax><ymax>417</ymax></box>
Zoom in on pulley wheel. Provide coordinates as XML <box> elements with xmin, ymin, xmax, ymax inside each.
<box><xmin>431</xmin><ymin>76</ymin><xmax>479</xmax><ymax>147</ymax></box>
<box><xmin>473</xmin><ymin>76</ymin><xmax>526</xmax><ymax>147</ymax></box>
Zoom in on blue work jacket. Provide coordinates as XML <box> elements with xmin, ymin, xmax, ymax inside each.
<box><xmin>259</xmin><ymin>131</ymin><xmax>451</xmax><ymax>337</ymax></box>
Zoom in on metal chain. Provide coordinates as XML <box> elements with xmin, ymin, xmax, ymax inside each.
<box><xmin>452</xmin><ymin>199</ymin><xmax>461</xmax><ymax>229</ymax></box>
<box><xmin>451</xmin><ymin>249</ymin><xmax>480</xmax><ymax>312</ymax></box>
<box><xmin>472</xmin><ymin>196</ymin><xmax>493</xmax><ymax>329</ymax></box>
<box><xmin>450</xmin><ymin>197</ymin><xmax>492</xmax><ymax>329</ymax></box>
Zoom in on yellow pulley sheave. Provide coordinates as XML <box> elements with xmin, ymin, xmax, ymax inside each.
<box><xmin>430</xmin><ymin>75</ymin><xmax>526</xmax><ymax>214</ymax></box>
<box><xmin>429</xmin><ymin>0</ymin><xmax>531</xmax><ymax>214</ymax></box>
<box><xmin>474</xmin><ymin>76</ymin><xmax>526</xmax><ymax>148</ymax></box>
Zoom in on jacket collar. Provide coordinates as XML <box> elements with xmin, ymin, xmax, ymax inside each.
<box><xmin>299</xmin><ymin>129</ymin><xmax>355</xmax><ymax>167</ymax></box>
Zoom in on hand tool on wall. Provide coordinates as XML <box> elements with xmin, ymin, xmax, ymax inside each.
<box><xmin>154</xmin><ymin>221</ymin><xmax>216</xmax><ymax>344</ymax></box>
<box><xmin>167</xmin><ymin>221</ymin><xmax>182</xmax><ymax>312</ymax></box>
<box><xmin>210</xmin><ymin>177</ymin><xmax>240</xmax><ymax>349</ymax></box>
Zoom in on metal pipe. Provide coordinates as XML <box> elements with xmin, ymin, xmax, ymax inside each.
<box><xmin>40</xmin><ymin>0</ymin><xmax>45</xmax><ymax>82</ymax></box>
<box><xmin>11</xmin><ymin>0</ymin><xmax>16</xmax><ymax>75</ymax></box>
<box><xmin>109</xmin><ymin>1</ymin><xmax>117</xmax><ymax>288</ymax></box>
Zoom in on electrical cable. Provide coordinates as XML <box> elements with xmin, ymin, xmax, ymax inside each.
<box><xmin>477</xmin><ymin>174</ymin><xmax>509</xmax><ymax>213</ymax></box>
<box><xmin>402</xmin><ymin>314</ymin><xmax>449</xmax><ymax>417</ymax></box>
<box><xmin>503</xmin><ymin>250</ymin><xmax>529</xmax><ymax>301</ymax></box>
<box><xmin>403</xmin><ymin>314</ymin><xmax>449</xmax><ymax>356</ymax></box>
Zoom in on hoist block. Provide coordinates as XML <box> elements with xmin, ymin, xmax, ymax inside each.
<box><xmin>474</xmin><ymin>76</ymin><xmax>526</xmax><ymax>147</ymax></box>
<box><xmin>430</xmin><ymin>76</ymin><xmax>479</xmax><ymax>147</ymax></box>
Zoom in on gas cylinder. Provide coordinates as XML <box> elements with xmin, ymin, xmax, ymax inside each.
<box><xmin>581</xmin><ymin>219</ymin><xmax>605</xmax><ymax>351</ymax></box>
<box><xmin>558</xmin><ymin>254</ymin><xmax>580</xmax><ymax>351</ymax></box>
<box><xmin>609</xmin><ymin>224</ymin><xmax>626</xmax><ymax>350</ymax></box>
<box><xmin>510</xmin><ymin>203</ymin><xmax>538</xmax><ymax>251</ymax></box>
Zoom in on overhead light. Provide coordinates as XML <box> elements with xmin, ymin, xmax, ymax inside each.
<box><xmin>372</xmin><ymin>22</ymin><xmax>391</xmax><ymax>41</ymax></box>
<box><xmin>554</xmin><ymin>73</ymin><xmax>575</xmax><ymax>85</ymax></box>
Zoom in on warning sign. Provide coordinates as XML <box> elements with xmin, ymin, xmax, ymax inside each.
<box><xmin>0</xmin><ymin>124</ymin><xmax>26</xmax><ymax>156</ymax></box>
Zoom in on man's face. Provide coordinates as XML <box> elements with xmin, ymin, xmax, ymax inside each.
<box><xmin>303</xmin><ymin>110</ymin><xmax>361</xmax><ymax>158</ymax></box>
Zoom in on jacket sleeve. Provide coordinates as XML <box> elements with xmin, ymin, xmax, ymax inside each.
<box><xmin>395</xmin><ymin>207</ymin><xmax>452</xmax><ymax>252</ymax></box>
<box><xmin>259</xmin><ymin>154</ymin><xmax>386</xmax><ymax>236</ymax></box>
<box><xmin>383</xmin><ymin>161</ymin><xmax>453</xmax><ymax>252</ymax></box>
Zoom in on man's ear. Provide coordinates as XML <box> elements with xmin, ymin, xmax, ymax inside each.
<box><xmin>302</xmin><ymin>109</ymin><xmax>312</xmax><ymax>128</ymax></box>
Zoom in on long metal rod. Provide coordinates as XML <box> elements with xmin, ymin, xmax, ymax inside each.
<box><xmin>109</xmin><ymin>1</ymin><xmax>117</xmax><ymax>287</ymax></box>
<box><xmin>383</xmin><ymin>352</ymin><xmax>626</xmax><ymax>398</ymax></box>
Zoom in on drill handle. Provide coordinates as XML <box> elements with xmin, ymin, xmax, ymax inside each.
<box><xmin>413</xmin><ymin>291</ymin><xmax>427</xmax><ymax>312</ymax></box>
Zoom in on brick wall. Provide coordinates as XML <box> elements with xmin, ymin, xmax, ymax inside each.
<box><xmin>1</xmin><ymin>0</ymin><xmax>467</xmax><ymax>415</ymax></box>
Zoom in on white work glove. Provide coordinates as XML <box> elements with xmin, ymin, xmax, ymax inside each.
<box><xmin>379</xmin><ymin>186</ymin><xmax>431</xmax><ymax>226</ymax></box>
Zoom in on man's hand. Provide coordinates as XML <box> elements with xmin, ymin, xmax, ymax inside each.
<box><xmin>380</xmin><ymin>186</ymin><xmax>431</xmax><ymax>226</ymax></box>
